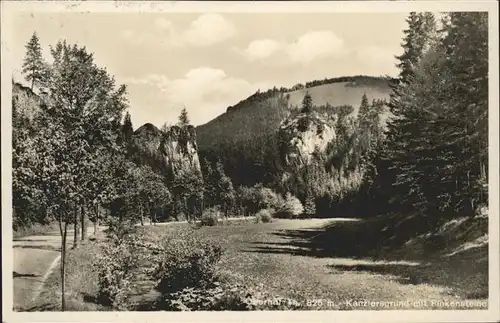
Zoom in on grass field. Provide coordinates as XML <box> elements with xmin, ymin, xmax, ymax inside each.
<box><xmin>28</xmin><ymin>217</ymin><xmax>488</xmax><ymax>311</ymax></box>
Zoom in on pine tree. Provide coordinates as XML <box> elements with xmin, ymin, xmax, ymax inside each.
<box><xmin>121</xmin><ymin>111</ymin><xmax>133</xmax><ymax>146</ymax></box>
<box><xmin>438</xmin><ymin>12</ymin><xmax>488</xmax><ymax>212</ymax></box>
<box><xmin>393</xmin><ymin>12</ymin><xmax>436</xmax><ymax>86</ymax></box>
<box><xmin>22</xmin><ymin>32</ymin><xmax>46</xmax><ymax>90</ymax></box>
<box><xmin>301</xmin><ymin>91</ymin><xmax>313</xmax><ymax>113</ymax></box>
<box><xmin>383</xmin><ymin>12</ymin><xmax>438</xmax><ymax>212</ymax></box>
<box><xmin>178</xmin><ymin>108</ymin><xmax>190</xmax><ymax>126</ymax></box>
<box><xmin>358</xmin><ymin>93</ymin><xmax>370</xmax><ymax>131</ymax></box>
<box><xmin>382</xmin><ymin>12</ymin><xmax>487</xmax><ymax>217</ymax></box>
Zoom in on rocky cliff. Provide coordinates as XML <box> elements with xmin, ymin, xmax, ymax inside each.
<box><xmin>278</xmin><ymin>112</ymin><xmax>336</xmax><ymax>168</ymax></box>
<box><xmin>161</xmin><ymin>125</ymin><xmax>201</xmax><ymax>172</ymax></box>
<box><xmin>131</xmin><ymin>123</ymin><xmax>201</xmax><ymax>175</ymax></box>
<box><xmin>12</xmin><ymin>82</ymin><xmax>42</xmax><ymax>121</ymax></box>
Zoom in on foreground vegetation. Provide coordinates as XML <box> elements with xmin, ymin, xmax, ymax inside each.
<box><xmin>28</xmin><ymin>217</ymin><xmax>487</xmax><ymax>311</ymax></box>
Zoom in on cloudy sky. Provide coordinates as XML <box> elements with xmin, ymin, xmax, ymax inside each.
<box><xmin>11</xmin><ymin>12</ymin><xmax>409</xmax><ymax>128</ymax></box>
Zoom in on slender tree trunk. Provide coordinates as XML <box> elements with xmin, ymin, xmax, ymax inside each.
<box><xmin>81</xmin><ymin>204</ymin><xmax>87</xmax><ymax>241</ymax></box>
<box><xmin>73</xmin><ymin>206</ymin><xmax>78</xmax><ymax>248</ymax></box>
<box><xmin>59</xmin><ymin>214</ymin><xmax>68</xmax><ymax>311</ymax></box>
<box><xmin>94</xmin><ymin>204</ymin><xmax>99</xmax><ymax>235</ymax></box>
<box><xmin>140</xmin><ymin>204</ymin><xmax>144</xmax><ymax>226</ymax></box>
<box><xmin>153</xmin><ymin>210</ymin><xmax>157</xmax><ymax>226</ymax></box>
<box><xmin>201</xmin><ymin>198</ymin><xmax>204</xmax><ymax>217</ymax></box>
<box><xmin>149</xmin><ymin>207</ymin><xmax>153</xmax><ymax>225</ymax></box>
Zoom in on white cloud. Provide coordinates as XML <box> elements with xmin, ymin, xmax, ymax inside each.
<box><xmin>123</xmin><ymin>68</ymin><xmax>270</xmax><ymax>126</ymax></box>
<box><xmin>243</xmin><ymin>39</ymin><xmax>283</xmax><ymax>60</ymax></box>
<box><xmin>287</xmin><ymin>30</ymin><xmax>345</xmax><ymax>65</ymax></box>
<box><xmin>122</xmin><ymin>14</ymin><xmax>235</xmax><ymax>49</ymax></box>
<box><xmin>182</xmin><ymin>14</ymin><xmax>236</xmax><ymax>47</ymax></box>
<box><xmin>240</xmin><ymin>30</ymin><xmax>346</xmax><ymax>65</ymax></box>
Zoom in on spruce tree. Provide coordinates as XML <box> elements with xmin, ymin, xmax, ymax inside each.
<box><xmin>438</xmin><ymin>12</ymin><xmax>488</xmax><ymax>212</ymax></box>
<box><xmin>22</xmin><ymin>32</ymin><xmax>46</xmax><ymax>90</ymax></box>
<box><xmin>301</xmin><ymin>91</ymin><xmax>313</xmax><ymax>113</ymax></box>
<box><xmin>383</xmin><ymin>12</ymin><xmax>437</xmax><ymax>212</ymax></box>
<box><xmin>121</xmin><ymin>111</ymin><xmax>134</xmax><ymax>146</ymax></box>
<box><xmin>178</xmin><ymin>108</ymin><xmax>190</xmax><ymax>126</ymax></box>
<box><xmin>382</xmin><ymin>12</ymin><xmax>487</xmax><ymax>217</ymax></box>
<box><xmin>358</xmin><ymin>93</ymin><xmax>370</xmax><ymax>131</ymax></box>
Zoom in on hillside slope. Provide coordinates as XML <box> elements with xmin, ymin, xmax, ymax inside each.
<box><xmin>195</xmin><ymin>76</ymin><xmax>391</xmax><ymax>186</ymax></box>
<box><xmin>196</xmin><ymin>76</ymin><xmax>391</xmax><ymax>151</ymax></box>
<box><xmin>287</xmin><ymin>82</ymin><xmax>390</xmax><ymax>114</ymax></box>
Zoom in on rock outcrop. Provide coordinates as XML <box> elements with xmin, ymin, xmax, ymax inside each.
<box><xmin>131</xmin><ymin>123</ymin><xmax>201</xmax><ymax>175</ymax></box>
<box><xmin>12</xmin><ymin>82</ymin><xmax>42</xmax><ymax>121</ymax></box>
<box><xmin>160</xmin><ymin>125</ymin><xmax>201</xmax><ymax>172</ymax></box>
<box><xmin>278</xmin><ymin>112</ymin><xmax>336</xmax><ymax>168</ymax></box>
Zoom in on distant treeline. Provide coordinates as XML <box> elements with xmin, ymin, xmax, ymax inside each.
<box><xmin>226</xmin><ymin>75</ymin><xmax>391</xmax><ymax>114</ymax></box>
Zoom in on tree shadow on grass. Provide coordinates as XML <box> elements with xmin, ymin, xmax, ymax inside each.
<box><xmin>245</xmin><ymin>219</ymin><xmax>387</xmax><ymax>260</ymax></box>
<box><xmin>245</xmin><ymin>216</ymin><xmax>488</xmax><ymax>300</ymax></box>
<box><xmin>327</xmin><ymin>247</ymin><xmax>488</xmax><ymax>300</ymax></box>
<box><xmin>247</xmin><ymin>213</ymin><xmax>463</xmax><ymax>259</ymax></box>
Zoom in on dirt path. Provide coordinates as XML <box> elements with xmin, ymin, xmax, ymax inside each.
<box><xmin>13</xmin><ymin>228</ymin><xmax>98</xmax><ymax>311</ymax></box>
<box><xmin>12</xmin><ymin>217</ymin><xmax>249</xmax><ymax>311</ymax></box>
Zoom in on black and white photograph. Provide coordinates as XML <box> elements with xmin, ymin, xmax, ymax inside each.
<box><xmin>1</xmin><ymin>1</ymin><xmax>499</xmax><ymax>322</ymax></box>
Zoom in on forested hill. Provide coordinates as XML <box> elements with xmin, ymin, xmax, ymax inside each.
<box><xmin>196</xmin><ymin>76</ymin><xmax>390</xmax><ymax>151</ymax></box>
<box><xmin>195</xmin><ymin>75</ymin><xmax>392</xmax><ymax>187</ymax></box>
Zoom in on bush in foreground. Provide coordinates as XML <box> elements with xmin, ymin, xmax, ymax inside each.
<box><xmin>159</xmin><ymin>282</ymin><xmax>257</xmax><ymax>311</ymax></box>
<box><xmin>149</xmin><ymin>228</ymin><xmax>263</xmax><ymax>310</ymax></box>
<box><xmin>94</xmin><ymin>225</ymin><xmax>141</xmax><ymax>310</ymax></box>
<box><xmin>151</xmin><ymin>228</ymin><xmax>223</xmax><ymax>294</ymax></box>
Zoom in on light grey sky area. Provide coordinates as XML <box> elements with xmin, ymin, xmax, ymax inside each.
<box><xmin>11</xmin><ymin>12</ymin><xmax>410</xmax><ymax>127</ymax></box>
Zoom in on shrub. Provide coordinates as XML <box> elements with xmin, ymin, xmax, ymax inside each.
<box><xmin>254</xmin><ymin>208</ymin><xmax>274</xmax><ymax>223</ymax></box>
<box><xmin>200</xmin><ymin>207</ymin><xmax>221</xmax><ymax>226</ymax></box>
<box><xmin>104</xmin><ymin>217</ymin><xmax>137</xmax><ymax>242</ymax></box>
<box><xmin>257</xmin><ymin>187</ymin><xmax>283</xmax><ymax>210</ymax></box>
<box><xmin>237</xmin><ymin>185</ymin><xmax>283</xmax><ymax>216</ymax></box>
<box><xmin>159</xmin><ymin>282</ymin><xmax>256</xmax><ymax>311</ymax></box>
<box><xmin>151</xmin><ymin>229</ymin><xmax>223</xmax><ymax>294</ymax></box>
<box><xmin>174</xmin><ymin>212</ymin><xmax>186</xmax><ymax>222</ymax></box>
<box><xmin>274</xmin><ymin>193</ymin><xmax>304</xmax><ymax>219</ymax></box>
<box><xmin>94</xmin><ymin>231</ymin><xmax>141</xmax><ymax>310</ymax></box>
